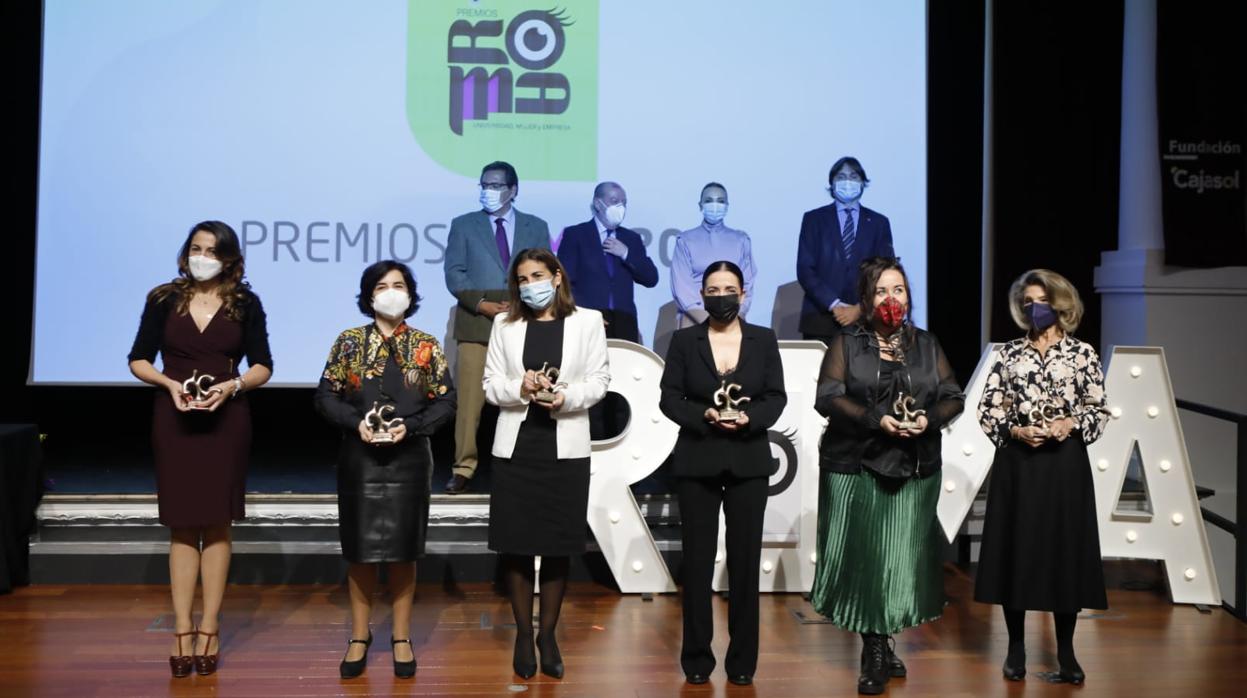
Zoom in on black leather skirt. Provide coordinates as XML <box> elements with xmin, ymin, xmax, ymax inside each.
<box><xmin>336</xmin><ymin>434</ymin><xmax>432</xmax><ymax>563</ymax></box>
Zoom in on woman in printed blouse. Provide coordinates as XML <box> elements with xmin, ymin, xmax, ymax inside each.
<box><xmin>975</xmin><ymin>269</ymin><xmax>1110</xmax><ymax>686</ymax></box>
<box><xmin>128</xmin><ymin>221</ymin><xmax>273</xmax><ymax>678</ymax></box>
<box><xmin>314</xmin><ymin>260</ymin><xmax>456</xmax><ymax>679</ymax></box>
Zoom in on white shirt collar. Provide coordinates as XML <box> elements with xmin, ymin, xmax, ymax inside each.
<box><xmin>491</xmin><ymin>206</ymin><xmax>517</xmax><ymax>230</ymax></box>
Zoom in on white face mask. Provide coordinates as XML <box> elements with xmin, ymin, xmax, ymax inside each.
<box><xmin>599</xmin><ymin>201</ymin><xmax>626</xmax><ymax>228</ymax></box>
<box><xmin>480</xmin><ymin>188</ymin><xmax>506</xmax><ymax>213</ymax></box>
<box><xmin>187</xmin><ymin>255</ymin><xmax>223</xmax><ymax>282</ymax></box>
<box><xmin>701</xmin><ymin>201</ymin><xmax>728</xmax><ymax>225</ymax></box>
<box><xmin>372</xmin><ymin>288</ymin><xmax>410</xmax><ymax>320</ymax></box>
<box><xmin>833</xmin><ymin>179</ymin><xmax>863</xmax><ymax>203</ymax></box>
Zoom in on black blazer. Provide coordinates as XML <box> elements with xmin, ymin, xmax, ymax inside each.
<box><xmin>659</xmin><ymin>321</ymin><xmax>787</xmax><ymax>478</ymax></box>
<box><xmin>796</xmin><ymin>203</ymin><xmax>894</xmax><ymax>336</ymax></box>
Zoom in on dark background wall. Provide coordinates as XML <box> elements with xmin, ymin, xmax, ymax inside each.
<box><xmin>2</xmin><ymin>1</ymin><xmax>1127</xmax><ymax>484</ymax></box>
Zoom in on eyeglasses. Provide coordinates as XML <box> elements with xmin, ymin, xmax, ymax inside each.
<box><xmin>479</xmin><ymin>182</ymin><xmax>510</xmax><ymax>191</ymax></box>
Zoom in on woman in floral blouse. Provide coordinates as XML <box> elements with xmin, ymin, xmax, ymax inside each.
<box><xmin>975</xmin><ymin>269</ymin><xmax>1109</xmax><ymax>686</ymax></box>
<box><xmin>314</xmin><ymin>260</ymin><xmax>456</xmax><ymax>679</ymax></box>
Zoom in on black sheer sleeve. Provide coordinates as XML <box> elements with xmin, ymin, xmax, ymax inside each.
<box><xmin>925</xmin><ymin>336</ymin><xmax>965</xmax><ymax>429</ymax></box>
<box><xmin>814</xmin><ymin>334</ymin><xmax>882</xmax><ymax>432</ymax></box>
<box><xmin>127</xmin><ymin>294</ymin><xmax>170</xmax><ymax>363</ymax></box>
<box><xmin>241</xmin><ymin>293</ymin><xmax>274</xmax><ymax>371</ymax></box>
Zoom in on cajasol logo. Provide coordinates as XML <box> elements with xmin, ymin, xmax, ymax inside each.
<box><xmin>406</xmin><ymin>1</ymin><xmax>599</xmax><ymax>181</ymax></box>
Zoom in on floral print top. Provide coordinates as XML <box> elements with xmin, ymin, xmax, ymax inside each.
<box><xmin>314</xmin><ymin>322</ymin><xmax>456</xmax><ymax>435</ymax></box>
<box><xmin>977</xmin><ymin>334</ymin><xmax>1110</xmax><ymax>448</ymax></box>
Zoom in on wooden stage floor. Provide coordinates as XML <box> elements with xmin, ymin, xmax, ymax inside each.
<box><xmin>1</xmin><ymin>566</ymin><xmax>1244</xmax><ymax>697</ymax></box>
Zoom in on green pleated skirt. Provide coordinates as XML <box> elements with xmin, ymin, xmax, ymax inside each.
<box><xmin>810</xmin><ymin>470</ymin><xmax>945</xmax><ymax>634</ymax></box>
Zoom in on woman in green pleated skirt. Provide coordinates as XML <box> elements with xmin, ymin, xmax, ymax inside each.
<box><xmin>809</xmin><ymin>258</ymin><xmax>965</xmax><ymax>695</ymax></box>
<box><xmin>811</xmin><ymin>469</ymin><xmax>945</xmax><ymax>634</ymax></box>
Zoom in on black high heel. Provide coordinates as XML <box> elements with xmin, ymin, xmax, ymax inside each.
<box><xmin>513</xmin><ymin>631</ymin><xmax>536</xmax><ymax>679</ymax></box>
<box><xmin>536</xmin><ymin>632</ymin><xmax>564</xmax><ymax>679</ymax></box>
<box><xmin>339</xmin><ymin>630</ymin><xmax>372</xmax><ymax>679</ymax></box>
<box><xmin>391</xmin><ymin>637</ymin><xmax>416</xmax><ymax>678</ymax></box>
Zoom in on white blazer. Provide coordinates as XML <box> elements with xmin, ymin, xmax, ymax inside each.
<box><xmin>483</xmin><ymin>307</ymin><xmax>610</xmax><ymax>460</ymax></box>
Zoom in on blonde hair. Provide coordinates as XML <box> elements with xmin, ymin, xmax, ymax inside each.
<box><xmin>1008</xmin><ymin>269</ymin><xmax>1084</xmax><ymax>333</ymax></box>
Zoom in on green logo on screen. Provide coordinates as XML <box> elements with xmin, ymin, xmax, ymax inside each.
<box><xmin>406</xmin><ymin>2</ymin><xmax>599</xmax><ymax>181</ymax></box>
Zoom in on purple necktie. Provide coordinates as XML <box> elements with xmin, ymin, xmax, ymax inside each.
<box><xmin>604</xmin><ymin>230</ymin><xmax>616</xmax><ymax>310</ymax></box>
<box><xmin>604</xmin><ymin>230</ymin><xmax>617</xmax><ymax>277</ymax></box>
<box><xmin>495</xmin><ymin>217</ymin><xmax>510</xmax><ymax>269</ymax></box>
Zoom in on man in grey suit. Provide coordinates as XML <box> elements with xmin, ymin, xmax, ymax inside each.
<box><xmin>443</xmin><ymin>161</ymin><xmax>551</xmax><ymax>493</ymax></box>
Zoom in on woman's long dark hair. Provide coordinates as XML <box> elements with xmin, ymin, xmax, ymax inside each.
<box><xmin>149</xmin><ymin>221</ymin><xmax>251</xmax><ymax>320</ymax></box>
<box><xmin>855</xmin><ymin>256</ymin><xmax>915</xmax><ymax>325</ymax></box>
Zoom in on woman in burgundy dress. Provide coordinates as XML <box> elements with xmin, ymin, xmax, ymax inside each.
<box><xmin>127</xmin><ymin>221</ymin><xmax>273</xmax><ymax>678</ymax></box>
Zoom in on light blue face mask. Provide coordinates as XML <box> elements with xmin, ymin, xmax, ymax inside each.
<box><xmin>833</xmin><ymin>179</ymin><xmax>863</xmax><ymax>203</ymax></box>
<box><xmin>519</xmin><ymin>279</ymin><xmax>556</xmax><ymax>310</ymax></box>
<box><xmin>701</xmin><ymin>201</ymin><xmax>728</xmax><ymax>225</ymax></box>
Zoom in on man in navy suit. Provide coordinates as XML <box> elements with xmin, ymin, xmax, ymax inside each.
<box><xmin>558</xmin><ymin>181</ymin><xmax>658</xmax><ymax>440</ymax></box>
<box><xmin>557</xmin><ymin>181</ymin><xmax>659</xmax><ymax>343</ymax></box>
<box><xmin>443</xmin><ymin>161</ymin><xmax>550</xmax><ymax>493</ymax></box>
<box><xmin>797</xmin><ymin>156</ymin><xmax>896</xmax><ymax>345</ymax></box>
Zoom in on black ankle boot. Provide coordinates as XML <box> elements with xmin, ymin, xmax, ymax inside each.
<box><xmin>1002</xmin><ymin>641</ymin><xmax>1025</xmax><ymax>681</ymax></box>
<box><xmin>537</xmin><ymin>632</ymin><xmax>564</xmax><ymax>679</ymax></box>
<box><xmin>858</xmin><ymin>634</ymin><xmax>890</xmax><ymax>695</ymax></box>
<box><xmin>512</xmin><ymin>631</ymin><xmax>536</xmax><ymax>679</ymax></box>
<box><xmin>884</xmin><ymin>635</ymin><xmax>906</xmax><ymax>678</ymax></box>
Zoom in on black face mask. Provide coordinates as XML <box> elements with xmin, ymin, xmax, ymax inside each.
<box><xmin>703</xmin><ymin>293</ymin><xmax>741</xmax><ymax>323</ymax></box>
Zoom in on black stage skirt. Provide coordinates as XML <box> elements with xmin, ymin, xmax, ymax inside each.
<box><xmin>974</xmin><ymin>435</ymin><xmax>1108</xmax><ymax>612</ymax></box>
<box><xmin>336</xmin><ymin>434</ymin><xmax>432</xmax><ymax>564</ymax></box>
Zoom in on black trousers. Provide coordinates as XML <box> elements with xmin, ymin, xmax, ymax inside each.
<box><xmin>600</xmin><ymin>309</ymin><xmax>639</xmax><ymax>343</ymax></box>
<box><xmin>589</xmin><ymin>309</ymin><xmax>638</xmax><ymax>440</ymax></box>
<box><xmin>676</xmin><ymin>472</ymin><xmax>769</xmax><ymax>677</ymax></box>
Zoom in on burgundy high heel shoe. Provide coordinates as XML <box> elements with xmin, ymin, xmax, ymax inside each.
<box><xmin>194</xmin><ymin>630</ymin><xmax>220</xmax><ymax>675</ymax></box>
<box><xmin>169</xmin><ymin>629</ymin><xmax>196</xmax><ymax>678</ymax></box>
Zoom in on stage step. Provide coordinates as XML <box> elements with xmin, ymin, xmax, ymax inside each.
<box><xmin>29</xmin><ymin>493</ymin><xmax>683</xmax><ymax>585</ymax></box>
<box><xmin>31</xmin><ymin>491</ymin><xmax>1150</xmax><ymax>585</ymax></box>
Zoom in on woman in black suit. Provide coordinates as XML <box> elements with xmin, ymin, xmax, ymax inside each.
<box><xmin>659</xmin><ymin>260</ymin><xmax>787</xmax><ymax>687</ymax></box>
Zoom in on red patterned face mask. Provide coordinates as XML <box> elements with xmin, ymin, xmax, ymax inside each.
<box><xmin>873</xmin><ymin>297</ymin><xmax>907</xmax><ymax>331</ymax></box>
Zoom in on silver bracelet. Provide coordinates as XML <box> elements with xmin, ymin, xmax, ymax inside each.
<box><xmin>231</xmin><ymin>377</ymin><xmax>244</xmax><ymax>399</ymax></box>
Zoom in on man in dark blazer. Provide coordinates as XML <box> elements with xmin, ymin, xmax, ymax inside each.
<box><xmin>556</xmin><ymin>181</ymin><xmax>659</xmax><ymax>343</ymax></box>
<box><xmin>443</xmin><ymin>161</ymin><xmax>550</xmax><ymax>493</ymax></box>
<box><xmin>796</xmin><ymin>156</ymin><xmax>895</xmax><ymax>345</ymax></box>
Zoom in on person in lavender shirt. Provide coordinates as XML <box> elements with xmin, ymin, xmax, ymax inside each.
<box><xmin>671</xmin><ymin>182</ymin><xmax>758</xmax><ymax>329</ymax></box>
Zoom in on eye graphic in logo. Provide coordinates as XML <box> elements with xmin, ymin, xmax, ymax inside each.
<box><xmin>767</xmin><ymin>429</ymin><xmax>799</xmax><ymax>497</ymax></box>
<box><xmin>506</xmin><ymin>9</ymin><xmax>571</xmax><ymax>70</ymax></box>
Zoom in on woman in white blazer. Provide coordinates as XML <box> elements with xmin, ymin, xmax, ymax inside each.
<box><xmin>483</xmin><ymin>247</ymin><xmax>610</xmax><ymax>681</ymax></box>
